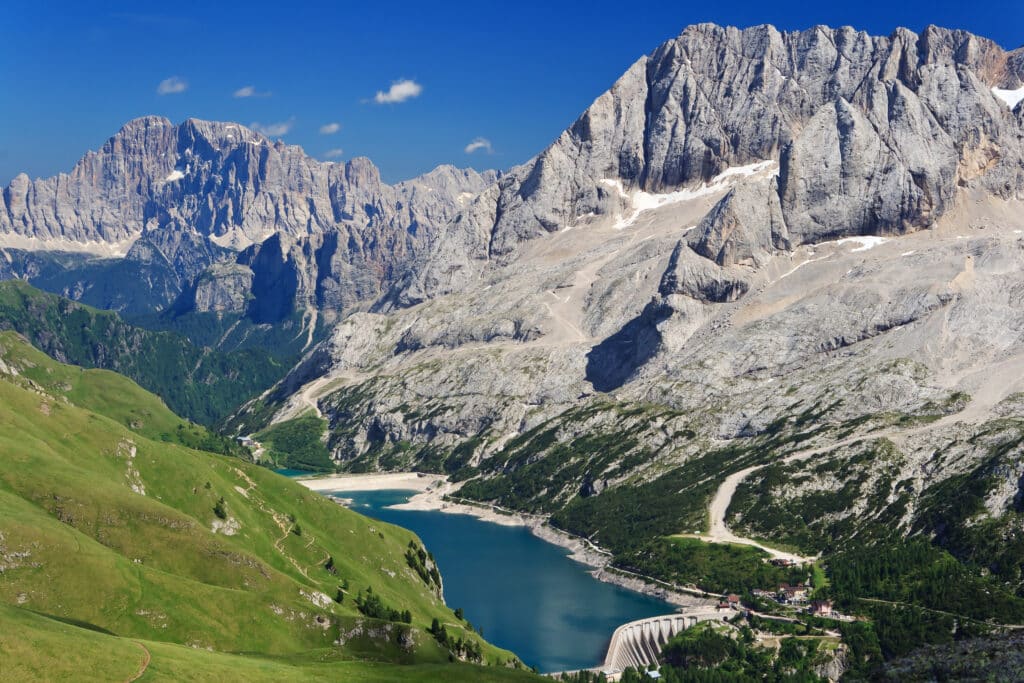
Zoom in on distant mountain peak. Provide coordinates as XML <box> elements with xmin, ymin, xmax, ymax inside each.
<box><xmin>0</xmin><ymin>116</ymin><xmax>499</xmax><ymax>316</ymax></box>
<box><xmin>395</xmin><ymin>21</ymin><xmax>1024</xmax><ymax>304</ymax></box>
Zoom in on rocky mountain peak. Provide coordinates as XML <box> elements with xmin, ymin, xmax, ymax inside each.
<box><xmin>395</xmin><ymin>22</ymin><xmax>1024</xmax><ymax>305</ymax></box>
<box><xmin>108</xmin><ymin>115</ymin><xmax>175</xmax><ymax>143</ymax></box>
<box><xmin>0</xmin><ymin>116</ymin><xmax>498</xmax><ymax>316</ymax></box>
<box><xmin>3</xmin><ymin>22</ymin><xmax>1022</xmax><ymax>327</ymax></box>
<box><xmin>176</xmin><ymin>118</ymin><xmax>259</xmax><ymax>152</ymax></box>
<box><xmin>342</xmin><ymin>156</ymin><xmax>384</xmax><ymax>188</ymax></box>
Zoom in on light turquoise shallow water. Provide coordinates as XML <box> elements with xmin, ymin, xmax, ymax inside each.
<box><xmin>339</xmin><ymin>489</ymin><xmax>672</xmax><ymax>673</ymax></box>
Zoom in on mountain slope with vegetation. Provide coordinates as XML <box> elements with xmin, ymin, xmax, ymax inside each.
<box><xmin>0</xmin><ymin>280</ymin><xmax>290</xmax><ymax>425</ymax></box>
<box><xmin>0</xmin><ymin>331</ymin><xmax>534</xmax><ymax>680</ymax></box>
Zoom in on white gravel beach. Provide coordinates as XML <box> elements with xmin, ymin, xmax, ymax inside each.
<box><xmin>294</xmin><ymin>471</ymin><xmax>444</xmax><ymax>492</ymax></box>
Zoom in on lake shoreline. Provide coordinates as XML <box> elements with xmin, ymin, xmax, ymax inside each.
<box><xmin>296</xmin><ymin>471</ymin><xmax>711</xmax><ymax>610</ymax></box>
<box><xmin>294</xmin><ymin>471</ymin><xmax>444</xmax><ymax>492</ymax></box>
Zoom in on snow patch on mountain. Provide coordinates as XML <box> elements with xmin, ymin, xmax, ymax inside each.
<box><xmin>993</xmin><ymin>86</ymin><xmax>1024</xmax><ymax>109</ymax></box>
<box><xmin>837</xmin><ymin>236</ymin><xmax>889</xmax><ymax>252</ymax></box>
<box><xmin>602</xmin><ymin>160</ymin><xmax>777</xmax><ymax>230</ymax></box>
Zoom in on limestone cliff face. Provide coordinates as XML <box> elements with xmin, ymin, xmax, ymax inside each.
<box><xmin>1</xmin><ymin>116</ymin><xmax>176</xmax><ymax>245</ymax></box>
<box><xmin>0</xmin><ymin>118</ymin><xmax>497</xmax><ymax>315</ymax></box>
<box><xmin>191</xmin><ymin>263</ymin><xmax>254</xmax><ymax>314</ymax></box>
<box><xmin>398</xmin><ymin>24</ymin><xmax>1024</xmax><ymax>304</ymax></box>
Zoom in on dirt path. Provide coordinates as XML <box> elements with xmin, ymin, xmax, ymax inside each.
<box><xmin>297</xmin><ymin>378</ymin><xmax>326</xmax><ymax>419</ymax></box>
<box><xmin>690</xmin><ymin>384</ymin><xmax>1012</xmax><ymax>564</ymax></box>
<box><xmin>543</xmin><ymin>296</ymin><xmax>589</xmax><ymax>343</ymax></box>
<box><xmin>243</xmin><ymin>470</ymin><xmax>315</xmax><ymax>583</ymax></box>
<box><xmin>272</xmin><ymin>367</ymin><xmax>381</xmax><ymax>425</ymax></box>
<box><xmin>859</xmin><ymin>597</ymin><xmax>1024</xmax><ymax>629</ymax></box>
<box><xmin>686</xmin><ymin>434</ymin><xmax>871</xmax><ymax>563</ymax></box>
<box><xmin>125</xmin><ymin>642</ymin><xmax>151</xmax><ymax>682</ymax></box>
<box><xmin>696</xmin><ymin>464</ymin><xmax>815</xmax><ymax>564</ymax></box>
<box><xmin>270</xmin><ymin>516</ymin><xmax>312</xmax><ymax>580</ymax></box>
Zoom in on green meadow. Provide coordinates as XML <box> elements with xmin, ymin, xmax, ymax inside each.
<box><xmin>0</xmin><ymin>331</ymin><xmax>537</xmax><ymax>680</ymax></box>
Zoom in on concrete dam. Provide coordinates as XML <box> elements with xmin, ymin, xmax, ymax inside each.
<box><xmin>601</xmin><ymin>609</ymin><xmax>727</xmax><ymax>674</ymax></box>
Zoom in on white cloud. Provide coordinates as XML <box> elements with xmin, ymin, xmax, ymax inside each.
<box><xmin>157</xmin><ymin>76</ymin><xmax>188</xmax><ymax>95</ymax></box>
<box><xmin>250</xmin><ymin>118</ymin><xmax>295</xmax><ymax>137</ymax></box>
<box><xmin>234</xmin><ymin>85</ymin><xmax>271</xmax><ymax>98</ymax></box>
<box><xmin>373</xmin><ymin>79</ymin><xmax>422</xmax><ymax>104</ymax></box>
<box><xmin>464</xmin><ymin>137</ymin><xmax>493</xmax><ymax>154</ymax></box>
<box><xmin>323</xmin><ymin>148</ymin><xmax>344</xmax><ymax>159</ymax></box>
<box><xmin>319</xmin><ymin>122</ymin><xmax>341</xmax><ymax>135</ymax></box>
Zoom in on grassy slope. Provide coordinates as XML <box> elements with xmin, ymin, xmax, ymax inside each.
<box><xmin>0</xmin><ymin>279</ymin><xmax>288</xmax><ymax>425</ymax></box>
<box><xmin>0</xmin><ymin>332</ymin><xmax>534</xmax><ymax>680</ymax></box>
<box><xmin>0</xmin><ymin>605</ymin><xmax>536</xmax><ymax>682</ymax></box>
<box><xmin>0</xmin><ymin>328</ymin><xmax>238</xmax><ymax>454</ymax></box>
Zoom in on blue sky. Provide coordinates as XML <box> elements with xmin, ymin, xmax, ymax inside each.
<box><xmin>2</xmin><ymin>1</ymin><xmax>1022</xmax><ymax>185</ymax></box>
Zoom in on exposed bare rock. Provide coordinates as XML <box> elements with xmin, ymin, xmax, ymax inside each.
<box><xmin>232</xmin><ymin>25</ymin><xmax>1024</xmax><ymax>549</ymax></box>
<box><xmin>191</xmin><ymin>262</ymin><xmax>254</xmax><ymax>313</ymax></box>
<box><xmin>687</xmin><ymin>176</ymin><xmax>789</xmax><ymax>269</ymax></box>
<box><xmin>1</xmin><ymin>119</ymin><xmax>497</xmax><ymax>315</ymax></box>
<box><xmin>1</xmin><ymin>116</ymin><xmax>175</xmax><ymax>245</ymax></box>
<box><xmin>659</xmin><ymin>242</ymin><xmax>752</xmax><ymax>304</ymax></box>
<box><xmin>400</xmin><ymin>23</ymin><xmax>1024</xmax><ymax>302</ymax></box>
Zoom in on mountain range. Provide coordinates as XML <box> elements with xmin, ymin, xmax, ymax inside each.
<box><xmin>1</xmin><ymin>117</ymin><xmax>496</xmax><ymax>320</ymax></box>
<box><xmin>4</xmin><ymin>21</ymin><xmax>1024</xmax><ymax>678</ymax></box>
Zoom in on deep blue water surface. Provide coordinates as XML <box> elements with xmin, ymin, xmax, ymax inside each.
<box><xmin>338</xmin><ymin>489</ymin><xmax>672</xmax><ymax>673</ymax></box>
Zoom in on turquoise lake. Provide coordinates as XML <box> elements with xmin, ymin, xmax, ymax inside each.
<box><xmin>337</xmin><ymin>489</ymin><xmax>672</xmax><ymax>673</ymax></box>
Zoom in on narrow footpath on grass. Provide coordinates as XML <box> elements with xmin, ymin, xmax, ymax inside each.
<box><xmin>126</xmin><ymin>642</ymin><xmax>151</xmax><ymax>682</ymax></box>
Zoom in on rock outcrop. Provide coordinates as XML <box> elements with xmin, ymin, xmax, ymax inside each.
<box><xmin>191</xmin><ymin>262</ymin><xmax>254</xmax><ymax>313</ymax></box>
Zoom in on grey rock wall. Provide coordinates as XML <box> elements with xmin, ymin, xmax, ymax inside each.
<box><xmin>1</xmin><ymin>118</ymin><xmax>497</xmax><ymax>316</ymax></box>
<box><xmin>400</xmin><ymin>24</ymin><xmax>1024</xmax><ymax>301</ymax></box>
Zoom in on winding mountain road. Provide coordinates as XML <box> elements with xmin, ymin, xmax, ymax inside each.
<box><xmin>688</xmin><ymin>367</ymin><xmax>1024</xmax><ymax>565</ymax></box>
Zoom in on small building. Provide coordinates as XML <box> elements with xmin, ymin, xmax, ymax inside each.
<box><xmin>751</xmin><ymin>588</ymin><xmax>773</xmax><ymax>599</ymax></box>
<box><xmin>646</xmin><ymin>671</ymin><xmax>662</xmax><ymax>680</ymax></box>
<box><xmin>809</xmin><ymin>600</ymin><xmax>833</xmax><ymax>617</ymax></box>
<box><xmin>778</xmin><ymin>583</ymin><xmax>809</xmax><ymax>602</ymax></box>
<box><xmin>727</xmin><ymin>593</ymin><xmax>740</xmax><ymax>607</ymax></box>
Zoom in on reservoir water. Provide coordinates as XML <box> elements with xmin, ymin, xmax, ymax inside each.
<box><xmin>339</xmin><ymin>489</ymin><xmax>673</xmax><ymax>673</ymax></box>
